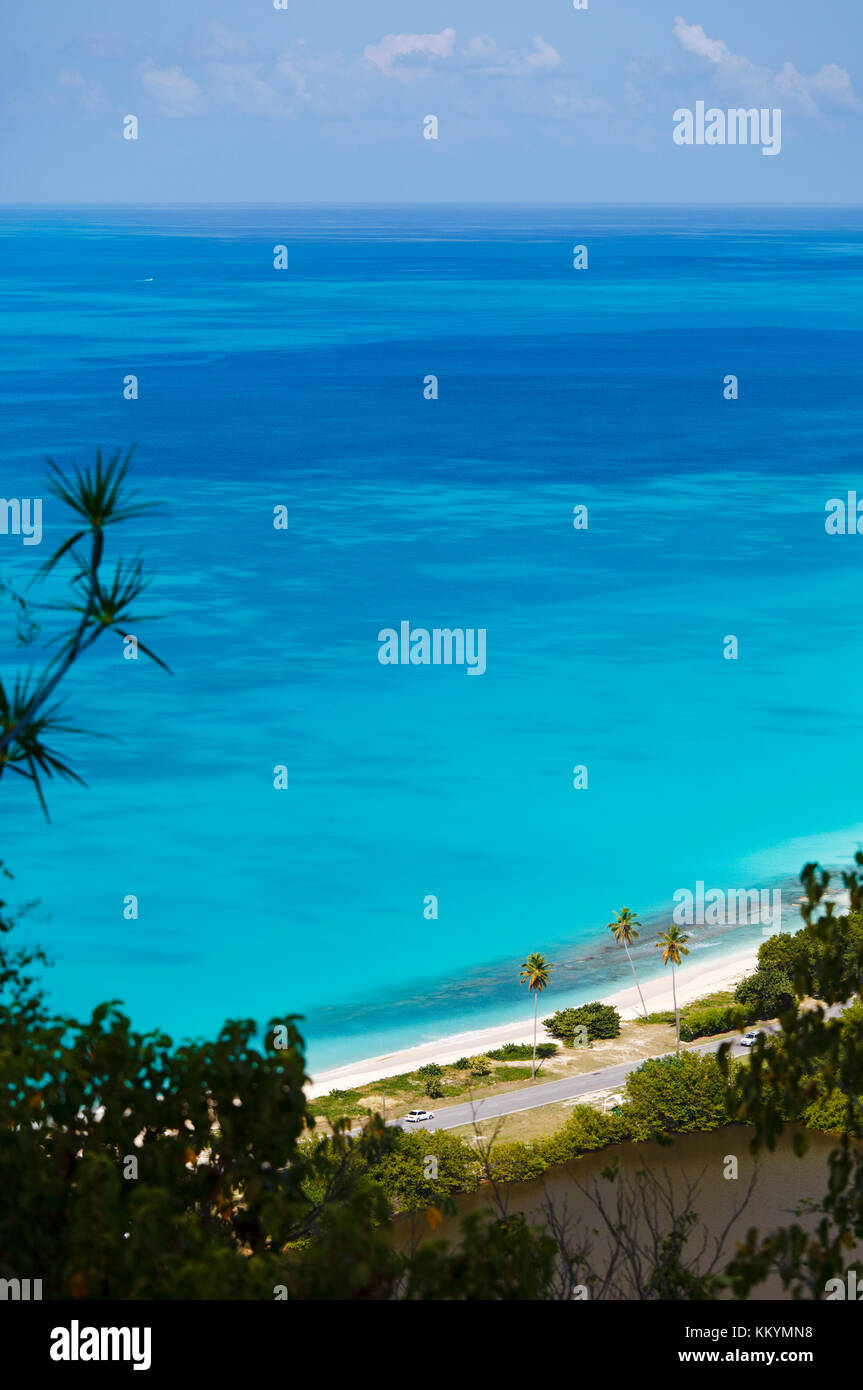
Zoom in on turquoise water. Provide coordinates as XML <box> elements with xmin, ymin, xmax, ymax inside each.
<box><xmin>2</xmin><ymin>205</ymin><xmax>863</xmax><ymax>1070</ymax></box>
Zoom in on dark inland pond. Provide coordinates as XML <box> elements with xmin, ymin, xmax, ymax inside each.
<box><xmin>394</xmin><ymin>1125</ymin><xmax>861</xmax><ymax>1299</ymax></box>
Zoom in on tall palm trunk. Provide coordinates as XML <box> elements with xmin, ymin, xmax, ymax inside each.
<box><xmin>532</xmin><ymin>991</ymin><xmax>538</xmax><ymax>1079</ymax></box>
<box><xmin>672</xmin><ymin>965</ymin><xmax>680</xmax><ymax>1052</ymax></box>
<box><xmin>624</xmin><ymin>941</ymin><xmax>648</xmax><ymax>1019</ymax></box>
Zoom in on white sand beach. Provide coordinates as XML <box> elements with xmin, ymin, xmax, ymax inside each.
<box><xmin>306</xmin><ymin>942</ymin><xmax>760</xmax><ymax>1098</ymax></box>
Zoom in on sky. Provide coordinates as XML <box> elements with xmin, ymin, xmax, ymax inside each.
<box><xmin>2</xmin><ymin>0</ymin><xmax>862</xmax><ymax>203</ymax></box>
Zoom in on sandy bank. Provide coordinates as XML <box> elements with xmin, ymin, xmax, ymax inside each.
<box><xmin>306</xmin><ymin>942</ymin><xmax>760</xmax><ymax>1099</ymax></box>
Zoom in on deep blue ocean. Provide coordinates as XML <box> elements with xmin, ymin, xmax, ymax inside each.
<box><xmin>2</xmin><ymin>205</ymin><xmax>863</xmax><ymax>1071</ymax></box>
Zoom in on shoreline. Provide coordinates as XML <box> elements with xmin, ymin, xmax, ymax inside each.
<box><xmin>306</xmin><ymin>941</ymin><xmax>761</xmax><ymax>1098</ymax></box>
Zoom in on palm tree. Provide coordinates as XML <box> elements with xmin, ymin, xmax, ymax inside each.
<box><xmin>654</xmin><ymin>924</ymin><xmax>690</xmax><ymax>1052</ymax></box>
<box><xmin>519</xmin><ymin>952</ymin><xmax>553</xmax><ymax>1080</ymax></box>
<box><xmin>607</xmin><ymin>907</ymin><xmax>648</xmax><ymax>1020</ymax></box>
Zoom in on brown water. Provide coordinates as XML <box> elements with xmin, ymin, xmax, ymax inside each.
<box><xmin>397</xmin><ymin>1126</ymin><xmax>861</xmax><ymax>1299</ymax></box>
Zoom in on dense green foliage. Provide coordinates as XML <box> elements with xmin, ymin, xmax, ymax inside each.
<box><xmin>624</xmin><ymin>1052</ymin><xmax>731</xmax><ymax>1139</ymax></box>
<box><xmin>486</xmin><ymin>1041</ymin><xmax>557</xmax><ymax>1061</ymax></box>
<box><xmin>543</xmin><ymin>1001</ymin><xmax>621</xmax><ymax>1044</ymax></box>
<box><xmin>464</xmin><ymin>1054</ymin><xmax>492</xmax><ymax>1078</ymax></box>
<box><xmin>757</xmin><ymin>910</ymin><xmax>863</xmax><ymax>996</ymax></box>
<box><xmin>372</xmin><ymin>1130</ymin><xmax>480</xmax><ymax>1210</ymax></box>
<box><xmin>717</xmin><ymin>861</ymin><xmax>863</xmax><ymax>1298</ymax></box>
<box><xmin>0</xmin><ymin>876</ymin><xmax>556</xmax><ymax>1300</ymax></box>
<box><xmin>403</xmin><ymin>1212</ymin><xmax>558</xmax><ymax>1301</ymax></box>
<box><xmin>416</xmin><ymin>1063</ymin><xmax>444</xmax><ymax>1098</ymax></box>
<box><xmin>679</xmin><ymin>1003</ymin><xmax>746</xmax><ymax>1041</ymax></box>
<box><xmin>734</xmin><ymin>966</ymin><xmax>794</xmax><ymax>1021</ymax></box>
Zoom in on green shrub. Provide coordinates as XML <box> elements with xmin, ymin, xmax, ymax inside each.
<box><xmin>734</xmin><ymin>967</ymin><xmax>794</xmax><ymax>1020</ymax></box>
<box><xmin>679</xmin><ymin>1004</ymin><xmax>746</xmax><ymax>1042</ymax></box>
<box><xmin>486</xmin><ymin>1142</ymin><xmax>548</xmax><ymax>1184</ymax></box>
<box><xmin>755</xmin><ymin>914</ymin><xmax>863</xmax><ymax>998</ymax></box>
<box><xmin>624</xmin><ymin>1052</ymin><xmax>731</xmax><ymax>1139</ymax></box>
<box><xmin>801</xmin><ymin>1088</ymin><xmax>863</xmax><ymax>1136</ymax></box>
<box><xmin>466</xmin><ymin>1054</ymin><xmax>492</xmax><ymax>1078</ymax></box>
<box><xmin>486</xmin><ymin>1042</ymin><xmax>557</xmax><ymax>1061</ymax></box>
<box><xmin>756</xmin><ymin>930</ymin><xmax>810</xmax><ymax>980</ymax></box>
<box><xmin>556</xmin><ymin>1105</ymin><xmax>627</xmax><ymax>1154</ymax></box>
<box><xmin>416</xmin><ymin>1063</ymin><xmax>445</xmax><ymax>1099</ymax></box>
<box><xmin>543</xmin><ymin>1001</ymin><xmax>621</xmax><ymax>1044</ymax></box>
<box><xmin>374</xmin><ymin>1130</ymin><xmax>481</xmax><ymax>1211</ymax></box>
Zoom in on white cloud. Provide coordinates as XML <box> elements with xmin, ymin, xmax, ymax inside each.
<box><xmin>809</xmin><ymin>62</ymin><xmax>862</xmax><ymax>109</ymax></box>
<box><xmin>673</xmin><ymin>19</ymin><xmax>733</xmax><ymax>67</ymax></box>
<box><xmin>101</xmin><ymin>26</ymin><xmax>597</xmax><ymax>125</ymax></box>
<box><xmin>673</xmin><ymin>16</ymin><xmax>862</xmax><ymax>113</ymax></box>
<box><xmin>363</xmin><ymin>28</ymin><xmax>456</xmax><ymax>73</ymax></box>
<box><xmin>463</xmin><ymin>34</ymin><xmax>563</xmax><ymax>78</ymax></box>
<box><xmin>139</xmin><ymin>60</ymin><xmax>202</xmax><ymax>116</ymax></box>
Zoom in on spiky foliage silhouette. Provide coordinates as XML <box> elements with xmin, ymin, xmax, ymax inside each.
<box><xmin>0</xmin><ymin>447</ymin><xmax>168</xmax><ymax>817</ymax></box>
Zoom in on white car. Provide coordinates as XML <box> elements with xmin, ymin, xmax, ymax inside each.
<box><xmin>740</xmin><ymin>1031</ymin><xmax>764</xmax><ymax>1048</ymax></box>
<box><xmin>404</xmin><ymin>1109</ymin><xmax>435</xmax><ymax>1123</ymax></box>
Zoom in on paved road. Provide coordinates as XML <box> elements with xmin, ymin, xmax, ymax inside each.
<box><xmin>392</xmin><ymin>1031</ymin><xmax>775</xmax><ymax>1134</ymax></box>
<box><xmin>394</xmin><ymin>1004</ymin><xmax>852</xmax><ymax>1134</ymax></box>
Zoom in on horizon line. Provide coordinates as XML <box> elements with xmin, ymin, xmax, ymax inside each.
<box><xmin>3</xmin><ymin>200</ymin><xmax>863</xmax><ymax>210</ymax></box>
